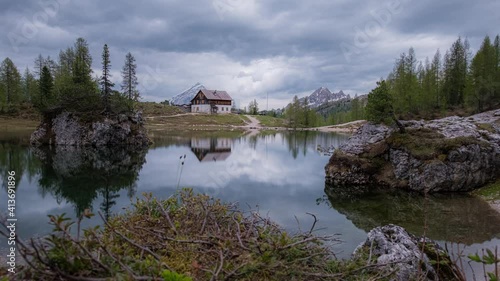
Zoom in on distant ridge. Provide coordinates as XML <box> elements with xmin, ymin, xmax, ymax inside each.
<box><xmin>171</xmin><ymin>83</ymin><xmax>206</xmax><ymax>105</ymax></box>
<box><xmin>298</xmin><ymin>87</ymin><xmax>347</xmax><ymax>108</ymax></box>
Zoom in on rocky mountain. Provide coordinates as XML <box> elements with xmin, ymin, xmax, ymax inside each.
<box><xmin>298</xmin><ymin>87</ymin><xmax>347</xmax><ymax>108</ymax></box>
<box><xmin>171</xmin><ymin>82</ymin><xmax>205</xmax><ymax>105</ymax></box>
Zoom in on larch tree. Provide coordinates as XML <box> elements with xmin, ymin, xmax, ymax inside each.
<box><xmin>442</xmin><ymin>37</ymin><xmax>469</xmax><ymax>107</ymax></box>
<box><xmin>34</xmin><ymin>54</ymin><xmax>45</xmax><ymax>79</ymax></box>
<box><xmin>0</xmin><ymin>58</ymin><xmax>22</xmax><ymax>112</ymax></box>
<box><xmin>494</xmin><ymin>35</ymin><xmax>500</xmax><ymax>99</ymax></box>
<box><xmin>22</xmin><ymin>67</ymin><xmax>37</xmax><ymax>103</ymax></box>
<box><xmin>39</xmin><ymin>66</ymin><xmax>54</xmax><ymax>109</ymax></box>
<box><xmin>468</xmin><ymin>36</ymin><xmax>497</xmax><ymax>112</ymax></box>
<box><xmin>431</xmin><ymin>49</ymin><xmax>442</xmax><ymax>108</ymax></box>
<box><xmin>121</xmin><ymin>52</ymin><xmax>139</xmax><ymax>101</ymax></box>
<box><xmin>72</xmin><ymin>37</ymin><xmax>93</xmax><ymax>86</ymax></box>
<box><xmin>100</xmin><ymin>44</ymin><xmax>114</xmax><ymax>112</ymax></box>
<box><xmin>54</xmin><ymin>47</ymin><xmax>75</xmax><ymax>97</ymax></box>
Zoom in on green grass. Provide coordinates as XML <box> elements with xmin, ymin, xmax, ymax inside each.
<box><xmin>476</xmin><ymin>122</ymin><xmax>496</xmax><ymax>133</ymax></box>
<box><xmin>473</xmin><ymin>180</ymin><xmax>500</xmax><ymax>201</ymax></box>
<box><xmin>253</xmin><ymin>115</ymin><xmax>287</xmax><ymax>127</ymax></box>
<box><xmin>135</xmin><ymin>102</ymin><xmax>184</xmax><ymax>117</ymax></box>
<box><xmin>387</xmin><ymin>128</ymin><xmax>490</xmax><ymax>160</ymax></box>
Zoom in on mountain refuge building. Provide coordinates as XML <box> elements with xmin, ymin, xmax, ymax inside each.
<box><xmin>190</xmin><ymin>89</ymin><xmax>233</xmax><ymax>114</ymax></box>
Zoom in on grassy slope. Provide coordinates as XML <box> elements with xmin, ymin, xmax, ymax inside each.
<box><xmin>146</xmin><ymin>114</ymin><xmax>248</xmax><ymax>131</ymax></box>
<box><xmin>253</xmin><ymin>115</ymin><xmax>287</xmax><ymax>127</ymax></box>
<box><xmin>135</xmin><ymin>102</ymin><xmax>184</xmax><ymax>117</ymax></box>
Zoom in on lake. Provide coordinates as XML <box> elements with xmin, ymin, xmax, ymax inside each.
<box><xmin>1</xmin><ymin>129</ymin><xmax>499</xmax><ymax>278</ymax></box>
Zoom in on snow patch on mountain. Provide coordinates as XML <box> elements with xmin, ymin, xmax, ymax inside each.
<box><xmin>171</xmin><ymin>83</ymin><xmax>206</xmax><ymax>105</ymax></box>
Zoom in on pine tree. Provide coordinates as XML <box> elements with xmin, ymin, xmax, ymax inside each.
<box><xmin>366</xmin><ymin>80</ymin><xmax>405</xmax><ymax>133</ymax></box>
<box><xmin>100</xmin><ymin>44</ymin><xmax>114</xmax><ymax>112</ymax></box>
<box><xmin>121</xmin><ymin>52</ymin><xmax>139</xmax><ymax>101</ymax></box>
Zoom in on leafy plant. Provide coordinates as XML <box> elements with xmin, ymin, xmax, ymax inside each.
<box><xmin>468</xmin><ymin>247</ymin><xmax>499</xmax><ymax>281</ymax></box>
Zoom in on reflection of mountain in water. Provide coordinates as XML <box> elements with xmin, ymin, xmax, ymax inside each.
<box><xmin>33</xmin><ymin>146</ymin><xmax>147</xmax><ymax>218</ymax></box>
<box><xmin>323</xmin><ymin>185</ymin><xmax>500</xmax><ymax>245</ymax></box>
<box><xmin>190</xmin><ymin>138</ymin><xmax>232</xmax><ymax>162</ymax></box>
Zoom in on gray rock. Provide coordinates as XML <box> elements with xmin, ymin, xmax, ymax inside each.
<box><xmin>326</xmin><ymin>109</ymin><xmax>500</xmax><ymax>193</ymax></box>
<box><xmin>30</xmin><ymin>111</ymin><xmax>150</xmax><ymax>147</ymax></box>
<box><xmin>354</xmin><ymin>224</ymin><xmax>460</xmax><ymax>281</ymax></box>
<box><xmin>339</xmin><ymin>123</ymin><xmax>393</xmax><ymax>155</ymax></box>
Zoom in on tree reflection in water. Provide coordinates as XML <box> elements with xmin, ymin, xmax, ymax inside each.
<box><xmin>321</xmin><ymin>184</ymin><xmax>500</xmax><ymax>245</ymax></box>
<box><xmin>18</xmin><ymin>146</ymin><xmax>146</xmax><ymax>219</ymax></box>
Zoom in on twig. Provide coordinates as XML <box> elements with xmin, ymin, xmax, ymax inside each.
<box><xmin>157</xmin><ymin>200</ymin><xmax>177</xmax><ymax>234</ymax></box>
<box><xmin>306</xmin><ymin>212</ymin><xmax>317</xmax><ymax>234</ymax></box>
<box><xmin>210</xmin><ymin>249</ymin><xmax>225</xmax><ymax>281</ymax></box>
<box><xmin>232</xmin><ymin>215</ymin><xmax>250</xmax><ymax>251</ymax></box>
<box><xmin>98</xmin><ymin>211</ymin><xmax>169</xmax><ymax>270</ymax></box>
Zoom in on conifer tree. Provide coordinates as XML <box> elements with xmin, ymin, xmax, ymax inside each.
<box><xmin>100</xmin><ymin>44</ymin><xmax>114</xmax><ymax>112</ymax></box>
<box><xmin>121</xmin><ymin>52</ymin><xmax>139</xmax><ymax>101</ymax></box>
<box><xmin>0</xmin><ymin>58</ymin><xmax>22</xmax><ymax>112</ymax></box>
<box><xmin>73</xmin><ymin>38</ymin><xmax>93</xmax><ymax>86</ymax></box>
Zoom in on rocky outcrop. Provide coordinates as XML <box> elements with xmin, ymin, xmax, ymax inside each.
<box><xmin>354</xmin><ymin>224</ymin><xmax>463</xmax><ymax>281</ymax></box>
<box><xmin>30</xmin><ymin>111</ymin><xmax>150</xmax><ymax>147</ymax></box>
<box><xmin>325</xmin><ymin>109</ymin><xmax>500</xmax><ymax>193</ymax></box>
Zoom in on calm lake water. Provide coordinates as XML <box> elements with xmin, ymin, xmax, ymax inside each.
<box><xmin>1</xmin><ymin>129</ymin><xmax>499</xmax><ymax>278</ymax></box>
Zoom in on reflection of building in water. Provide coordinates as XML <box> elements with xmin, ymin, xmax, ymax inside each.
<box><xmin>190</xmin><ymin>138</ymin><xmax>232</xmax><ymax>162</ymax></box>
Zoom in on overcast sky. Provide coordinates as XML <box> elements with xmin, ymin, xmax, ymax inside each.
<box><xmin>0</xmin><ymin>0</ymin><xmax>498</xmax><ymax>109</ymax></box>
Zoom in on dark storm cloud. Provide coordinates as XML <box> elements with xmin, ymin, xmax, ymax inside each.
<box><xmin>0</xmin><ymin>0</ymin><xmax>498</xmax><ymax>107</ymax></box>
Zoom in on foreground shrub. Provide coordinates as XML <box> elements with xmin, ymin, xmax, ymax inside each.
<box><xmin>0</xmin><ymin>189</ymin><xmax>350</xmax><ymax>280</ymax></box>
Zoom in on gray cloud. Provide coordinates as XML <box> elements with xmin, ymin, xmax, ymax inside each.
<box><xmin>0</xmin><ymin>0</ymin><xmax>498</xmax><ymax>108</ymax></box>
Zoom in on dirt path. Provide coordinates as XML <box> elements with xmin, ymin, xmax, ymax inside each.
<box><xmin>239</xmin><ymin>115</ymin><xmax>262</xmax><ymax>136</ymax></box>
<box><xmin>242</xmin><ymin>115</ymin><xmax>261</xmax><ymax>128</ymax></box>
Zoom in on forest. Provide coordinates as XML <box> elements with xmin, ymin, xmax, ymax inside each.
<box><xmin>0</xmin><ymin>38</ymin><xmax>139</xmax><ymax>117</ymax></box>
<box><xmin>368</xmin><ymin>34</ymin><xmax>500</xmax><ymax>122</ymax></box>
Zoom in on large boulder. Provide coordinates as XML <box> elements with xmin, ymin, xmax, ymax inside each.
<box><xmin>30</xmin><ymin>111</ymin><xmax>150</xmax><ymax>147</ymax></box>
<box><xmin>325</xmin><ymin>109</ymin><xmax>500</xmax><ymax>193</ymax></box>
<box><xmin>354</xmin><ymin>224</ymin><xmax>463</xmax><ymax>281</ymax></box>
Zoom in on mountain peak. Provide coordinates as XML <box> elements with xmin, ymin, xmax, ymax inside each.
<box><xmin>171</xmin><ymin>83</ymin><xmax>206</xmax><ymax>105</ymax></box>
<box><xmin>299</xmin><ymin>87</ymin><xmax>347</xmax><ymax>108</ymax></box>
